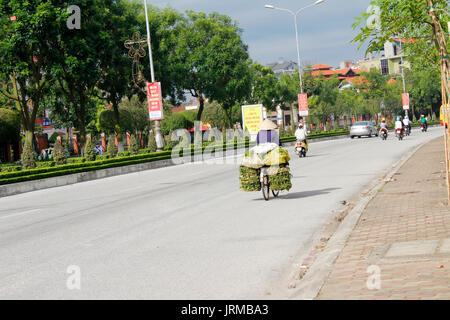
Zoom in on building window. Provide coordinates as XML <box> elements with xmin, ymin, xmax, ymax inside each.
<box><xmin>381</xmin><ymin>59</ymin><xmax>389</xmax><ymax>75</ymax></box>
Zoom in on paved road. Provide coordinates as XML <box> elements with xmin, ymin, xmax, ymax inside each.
<box><xmin>0</xmin><ymin>127</ymin><xmax>443</xmax><ymax>299</ymax></box>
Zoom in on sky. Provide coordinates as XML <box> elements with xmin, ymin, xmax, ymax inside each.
<box><xmin>149</xmin><ymin>0</ymin><xmax>373</xmax><ymax>68</ymax></box>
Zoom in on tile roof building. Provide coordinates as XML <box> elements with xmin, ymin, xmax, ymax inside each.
<box><xmin>266</xmin><ymin>59</ymin><xmax>298</xmax><ymax>78</ymax></box>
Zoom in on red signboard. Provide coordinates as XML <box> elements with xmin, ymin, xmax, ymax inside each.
<box><xmin>147</xmin><ymin>82</ymin><xmax>164</xmax><ymax>121</ymax></box>
<box><xmin>298</xmin><ymin>93</ymin><xmax>309</xmax><ymax>117</ymax></box>
<box><xmin>402</xmin><ymin>93</ymin><xmax>409</xmax><ymax>110</ymax></box>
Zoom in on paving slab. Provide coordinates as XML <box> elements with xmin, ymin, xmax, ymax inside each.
<box><xmin>317</xmin><ymin>137</ymin><xmax>450</xmax><ymax>300</ymax></box>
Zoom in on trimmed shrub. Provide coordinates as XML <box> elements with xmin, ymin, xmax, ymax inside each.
<box><xmin>107</xmin><ymin>136</ymin><xmax>117</xmax><ymax>157</ymax></box>
<box><xmin>21</xmin><ymin>139</ymin><xmax>36</xmax><ymax>169</ymax></box>
<box><xmin>0</xmin><ymin>165</ymin><xmax>21</xmax><ymax>173</ymax></box>
<box><xmin>118</xmin><ymin>150</ymin><xmax>130</xmax><ymax>157</ymax></box>
<box><xmin>53</xmin><ymin>141</ymin><xmax>67</xmax><ymax>165</ymax></box>
<box><xmin>67</xmin><ymin>157</ymin><xmax>86</xmax><ymax>164</ymax></box>
<box><xmin>148</xmin><ymin>131</ymin><xmax>157</xmax><ymax>152</ymax></box>
<box><xmin>165</xmin><ymin>130</ymin><xmax>178</xmax><ymax>149</ymax></box>
<box><xmin>84</xmin><ymin>138</ymin><xmax>96</xmax><ymax>161</ymax></box>
<box><xmin>129</xmin><ymin>135</ymin><xmax>139</xmax><ymax>155</ymax></box>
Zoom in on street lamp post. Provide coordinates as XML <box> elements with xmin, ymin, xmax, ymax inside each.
<box><xmin>265</xmin><ymin>0</ymin><xmax>325</xmax><ymax>125</ymax></box>
<box><xmin>143</xmin><ymin>0</ymin><xmax>164</xmax><ymax>150</ymax></box>
<box><xmin>265</xmin><ymin>0</ymin><xmax>325</xmax><ymax>95</ymax></box>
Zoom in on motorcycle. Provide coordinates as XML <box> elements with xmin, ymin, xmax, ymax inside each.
<box><xmin>380</xmin><ymin>128</ymin><xmax>388</xmax><ymax>140</ymax></box>
<box><xmin>396</xmin><ymin>128</ymin><xmax>404</xmax><ymax>141</ymax></box>
<box><xmin>295</xmin><ymin>141</ymin><xmax>307</xmax><ymax>158</ymax></box>
<box><xmin>421</xmin><ymin>123</ymin><xmax>428</xmax><ymax>132</ymax></box>
<box><xmin>405</xmin><ymin>125</ymin><xmax>411</xmax><ymax>136</ymax></box>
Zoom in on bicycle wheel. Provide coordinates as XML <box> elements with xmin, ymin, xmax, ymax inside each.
<box><xmin>272</xmin><ymin>189</ymin><xmax>280</xmax><ymax>197</ymax></box>
<box><xmin>262</xmin><ymin>175</ymin><xmax>270</xmax><ymax>201</ymax></box>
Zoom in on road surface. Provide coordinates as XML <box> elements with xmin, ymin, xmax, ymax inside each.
<box><xmin>0</xmin><ymin>126</ymin><xmax>443</xmax><ymax>299</ymax></box>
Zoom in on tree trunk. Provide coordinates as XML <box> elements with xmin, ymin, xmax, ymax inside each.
<box><xmin>112</xmin><ymin>100</ymin><xmax>122</xmax><ymax>141</ymax></box>
<box><xmin>196</xmin><ymin>94</ymin><xmax>205</xmax><ymax>121</ymax></box>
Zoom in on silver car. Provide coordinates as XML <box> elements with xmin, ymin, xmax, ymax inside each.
<box><xmin>350</xmin><ymin>121</ymin><xmax>378</xmax><ymax>139</ymax></box>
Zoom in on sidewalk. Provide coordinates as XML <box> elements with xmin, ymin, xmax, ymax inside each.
<box><xmin>317</xmin><ymin>137</ymin><xmax>450</xmax><ymax>300</ymax></box>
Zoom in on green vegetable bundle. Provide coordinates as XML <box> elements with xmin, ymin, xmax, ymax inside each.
<box><xmin>239</xmin><ymin>166</ymin><xmax>261</xmax><ymax>192</ymax></box>
<box><xmin>269</xmin><ymin>165</ymin><xmax>292</xmax><ymax>191</ymax></box>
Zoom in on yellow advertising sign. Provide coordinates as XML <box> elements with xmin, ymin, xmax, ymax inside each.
<box><xmin>242</xmin><ymin>104</ymin><xmax>263</xmax><ymax>135</ymax></box>
<box><xmin>441</xmin><ymin>104</ymin><xmax>448</xmax><ymax>126</ymax></box>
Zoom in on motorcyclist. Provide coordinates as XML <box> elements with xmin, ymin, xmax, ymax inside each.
<box><xmin>395</xmin><ymin>116</ymin><xmax>404</xmax><ymax>136</ymax></box>
<box><xmin>295</xmin><ymin>119</ymin><xmax>308</xmax><ymax>151</ymax></box>
<box><xmin>403</xmin><ymin>115</ymin><xmax>411</xmax><ymax>134</ymax></box>
<box><xmin>379</xmin><ymin>118</ymin><xmax>388</xmax><ymax>135</ymax></box>
<box><xmin>420</xmin><ymin>114</ymin><xmax>428</xmax><ymax>131</ymax></box>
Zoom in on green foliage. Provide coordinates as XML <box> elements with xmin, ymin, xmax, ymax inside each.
<box><xmin>165</xmin><ymin>130</ymin><xmax>179</xmax><ymax>149</ymax></box>
<box><xmin>118</xmin><ymin>96</ymin><xmax>150</xmax><ymax>132</ymax></box>
<box><xmin>147</xmin><ymin>131</ymin><xmax>157</xmax><ymax>152</ymax></box>
<box><xmin>98</xmin><ymin>107</ymin><xmax>133</xmax><ymax>134</ymax></box>
<box><xmin>48</xmin><ymin>132</ymin><xmax>60</xmax><ymax>144</ymax></box>
<box><xmin>128</xmin><ymin>135</ymin><xmax>139</xmax><ymax>155</ymax></box>
<box><xmin>167</xmin><ymin>10</ymin><xmax>250</xmax><ymax>120</ymax></box>
<box><xmin>161</xmin><ymin>112</ymin><xmax>193</xmax><ymax>135</ymax></box>
<box><xmin>84</xmin><ymin>138</ymin><xmax>96</xmax><ymax>162</ymax></box>
<box><xmin>0</xmin><ymin>165</ymin><xmax>21</xmax><ymax>173</ymax></box>
<box><xmin>21</xmin><ymin>139</ymin><xmax>36</xmax><ymax>170</ymax></box>
<box><xmin>53</xmin><ymin>141</ymin><xmax>67</xmax><ymax>165</ymax></box>
<box><xmin>247</xmin><ymin>63</ymin><xmax>280</xmax><ymax>110</ymax></box>
<box><xmin>0</xmin><ymin>109</ymin><xmax>20</xmax><ymax>143</ymax></box>
<box><xmin>352</xmin><ymin>0</ymin><xmax>448</xmax><ymax>59</ymax></box>
<box><xmin>107</xmin><ymin>136</ymin><xmax>118</xmax><ymax>157</ymax></box>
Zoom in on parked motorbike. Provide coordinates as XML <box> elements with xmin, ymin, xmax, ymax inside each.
<box><xmin>380</xmin><ymin>128</ymin><xmax>388</xmax><ymax>140</ymax></box>
<box><xmin>295</xmin><ymin>141</ymin><xmax>307</xmax><ymax>158</ymax></box>
<box><xmin>396</xmin><ymin>128</ymin><xmax>404</xmax><ymax>141</ymax></box>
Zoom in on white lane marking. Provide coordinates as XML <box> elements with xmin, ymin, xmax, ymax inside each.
<box><xmin>0</xmin><ymin>209</ymin><xmax>42</xmax><ymax>220</ymax></box>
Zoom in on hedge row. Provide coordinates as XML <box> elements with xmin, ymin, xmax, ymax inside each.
<box><xmin>0</xmin><ymin>130</ymin><xmax>350</xmax><ymax>185</ymax></box>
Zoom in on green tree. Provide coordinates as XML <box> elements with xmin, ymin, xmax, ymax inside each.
<box><xmin>21</xmin><ymin>139</ymin><xmax>36</xmax><ymax>169</ymax></box>
<box><xmin>98</xmin><ymin>0</ymin><xmax>142</xmax><ymax>142</ymax></box>
<box><xmin>352</xmin><ymin>0</ymin><xmax>449</xmax><ymax>97</ymax></box>
<box><xmin>53</xmin><ymin>140</ymin><xmax>67</xmax><ymax>165</ymax></box>
<box><xmin>247</xmin><ymin>63</ymin><xmax>280</xmax><ymax>110</ymax></box>
<box><xmin>51</xmin><ymin>0</ymin><xmax>129</xmax><ymax>147</ymax></box>
<box><xmin>128</xmin><ymin>134</ymin><xmax>139</xmax><ymax>154</ymax></box>
<box><xmin>147</xmin><ymin>131</ymin><xmax>157</xmax><ymax>152</ymax></box>
<box><xmin>167</xmin><ymin>11</ymin><xmax>250</xmax><ymax>121</ymax></box>
<box><xmin>0</xmin><ymin>0</ymin><xmax>67</xmax><ymax>143</ymax></box>
<box><xmin>84</xmin><ymin>138</ymin><xmax>96</xmax><ymax>161</ymax></box>
<box><xmin>119</xmin><ymin>95</ymin><xmax>150</xmax><ymax>133</ymax></box>
<box><xmin>107</xmin><ymin>135</ymin><xmax>118</xmax><ymax>157</ymax></box>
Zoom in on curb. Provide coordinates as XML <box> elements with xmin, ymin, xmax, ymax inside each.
<box><xmin>287</xmin><ymin>137</ymin><xmax>437</xmax><ymax>300</ymax></box>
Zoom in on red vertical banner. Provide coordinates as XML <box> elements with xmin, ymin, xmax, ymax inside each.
<box><xmin>402</xmin><ymin>93</ymin><xmax>410</xmax><ymax>110</ymax></box>
<box><xmin>298</xmin><ymin>93</ymin><xmax>309</xmax><ymax>117</ymax></box>
<box><xmin>147</xmin><ymin>82</ymin><xmax>164</xmax><ymax>121</ymax></box>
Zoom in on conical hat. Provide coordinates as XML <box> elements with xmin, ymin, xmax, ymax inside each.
<box><xmin>259</xmin><ymin>119</ymin><xmax>278</xmax><ymax>130</ymax></box>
